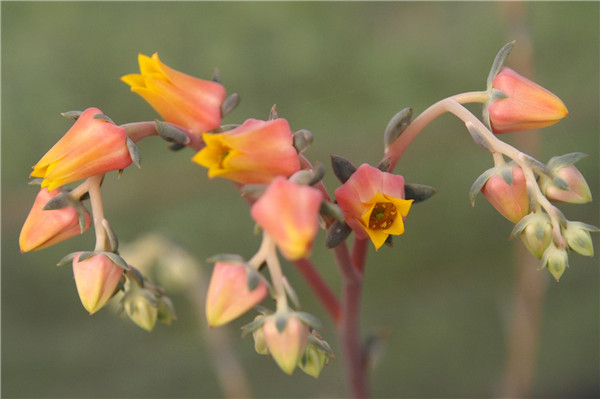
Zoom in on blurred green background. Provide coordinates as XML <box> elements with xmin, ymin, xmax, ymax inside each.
<box><xmin>2</xmin><ymin>2</ymin><xmax>598</xmax><ymax>398</ymax></box>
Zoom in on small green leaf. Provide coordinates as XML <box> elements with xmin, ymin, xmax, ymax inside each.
<box><xmin>61</xmin><ymin>110</ymin><xmax>82</xmax><ymax>120</ymax></box>
<box><xmin>93</xmin><ymin>113</ymin><xmax>115</xmax><ymax>124</ymax></box>
<box><xmin>43</xmin><ymin>193</ymin><xmax>72</xmax><ymax>210</ymax></box>
<box><xmin>487</xmin><ymin>41</ymin><xmax>515</xmax><ymax>89</ymax></box>
<box><xmin>126</xmin><ymin>136</ymin><xmax>142</xmax><ymax>168</ymax></box>
<box><xmin>469</xmin><ymin>168</ymin><xmax>496</xmax><ymax>206</ymax></box>
<box><xmin>56</xmin><ymin>252</ymin><xmax>80</xmax><ymax>267</ymax></box>
<box><xmin>384</xmin><ymin>107</ymin><xmax>413</xmax><ymax>149</ymax></box>
<box><xmin>155</xmin><ymin>120</ymin><xmax>190</xmax><ymax>146</ymax></box>
<box><xmin>222</xmin><ymin>93</ymin><xmax>241</xmax><ymax>117</ymax></box>
<box><xmin>404</xmin><ymin>183</ymin><xmax>438</xmax><ymax>204</ymax></box>
<box><xmin>325</xmin><ymin>220</ymin><xmax>352</xmax><ymax>249</ymax></box>
<box><xmin>295</xmin><ymin>311</ymin><xmax>322</xmax><ymax>330</ymax></box>
<box><xmin>330</xmin><ymin>155</ymin><xmax>356</xmax><ymax>184</ymax></box>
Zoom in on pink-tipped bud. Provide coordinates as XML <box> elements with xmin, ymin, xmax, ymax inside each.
<box><xmin>205</xmin><ymin>262</ymin><xmax>268</xmax><ymax>327</ymax></box>
<box><xmin>72</xmin><ymin>253</ymin><xmax>124</xmax><ymax>314</ymax></box>
<box><xmin>251</xmin><ymin>177</ymin><xmax>322</xmax><ymax>260</ymax></box>
<box><xmin>541</xmin><ymin>164</ymin><xmax>592</xmax><ymax>204</ymax></box>
<box><xmin>488</xmin><ymin>67</ymin><xmax>568</xmax><ymax>134</ymax></box>
<box><xmin>481</xmin><ymin>166</ymin><xmax>530</xmax><ymax>223</ymax></box>
<box><xmin>262</xmin><ymin>313</ymin><xmax>309</xmax><ymax>375</ymax></box>
<box><xmin>20</xmin><ymin>188</ymin><xmax>91</xmax><ymax>252</ymax></box>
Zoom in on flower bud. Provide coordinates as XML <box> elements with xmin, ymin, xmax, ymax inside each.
<box><xmin>251</xmin><ymin>177</ymin><xmax>322</xmax><ymax>260</ymax></box>
<box><xmin>541</xmin><ymin>164</ymin><xmax>592</xmax><ymax>204</ymax></box>
<box><xmin>517</xmin><ymin>213</ymin><xmax>553</xmax><ymax>259</ymax></box>
<box><xmin>72</xmin><ymin>253</ymin><xmax>124</xmax><ymax>314</ymax></box>
<box><xmin>205</xmin><ymin>261</ymin><xmax>268</xmax><ymax>327</ymax></box>
<box><xmin>20</xmin><ymin>188</ymin><xmax>91</xmax><ymax>252</ymax></box>
<box><xmin>298</xmin><ymin>332</ymin><xmax>334</xmax><ymax>379</ymax></box>
<box><xmin>488</xmin><ymin>67</ymin><xmax>568</xmax><ymax>134</ymax></box>
<box><xmin>30</xmin><ymin>108</ymin><xmax>133</xmax><ymax>191</ymax></box>
<box><xmin>481</xmin><ymin>165</ymin><xmax>530</xmax><ymax>223</ymax></box>
<box><xmin>562</xmin><ymin>221</ymin><xmax>597</xmax><ymax>257</ymax></box>
<box><xmin>541</xmin><ymin>242</ymin><xmax>569</xmax><ymax>281</ymax></box>
<box><xmin>262</xmin><ymin>313</ymin><xmax>309</xmax><ymax>375</ymax></box>
<box><xmin>123</xmin><ymin>287</ymin><xmax>159</xmax><ymax>331</ymax></box>
<box><xmin>193</xmin><ymin>118</ymin><xmax>301</xmax><ymax>184</ymax></box>
<box><xmin>121</xmin><ymin>53</ymin><xmax>226</xmax><ymax>136</ymax></box>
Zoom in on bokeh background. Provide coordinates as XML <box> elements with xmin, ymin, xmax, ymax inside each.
<box><xmin>2</xmin><ymin>2</ymin><xmax>598</xmax><ymax>398</ymax></box>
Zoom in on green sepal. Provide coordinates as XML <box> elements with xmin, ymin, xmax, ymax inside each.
<box><xmin>487</xmin><ymin>41</ymin><xmax>515</xmax><ymax>90</ymax></box>
<box><xmin>500</xmin><ymin>166</ymin><xmax>513</xmax><ymax>185</ymax></box>
<box><xmin>222</xmin><ymin>93</ymin><xmax>241</xmax><ymax>117</ymax></box>
<box><xmin>404</xmin><ymin>183</ymin><xmax>438</xmax><ymax>204</ymax></box>
<box><xmin>320</xmin><ymin>200</ymin><xmax>345</xmax><ymax>223</ymax></box>
<box><xmin>126</xmin><ymin>136</ymin><xmax>141</xmax><ymax>168</ymax></box>
<box><xmin>383</xmin><ymin>107</ymin><xmax>413</xmax><ymax>149</ymax></box>
<box><xmin>212</xmin><ymin>68</ymin><xmax>221</xmax><ymax>83</ymax></box>
<box><xmin>102</xmin><ymin>219</ymin><xmax>119</xmax><ymax>253</ymax></box>
<box><xmin>156</xmin><ymin>295</ymin><xmax>177</xmax><ymax>325</ymax></box>
<box><xmin>465</xmin><ymin>122</ymin><xmax>492</xmax><ymax>152</ymax></box>
<box><xmin>28</xmin><ymin>178</ymin><xmax>44</xmax><ymax>186</ymax></box>
<box><xmin>330</xmin><ymin>155</ymin><xmax>356</xmax><ymax>184</ymax></box>
<box><xmin>547</xmin><ymin>152</ymin><xmax>588</xmax><ymax>169</ymax></box>
<box><xmin>469</xmin><ymin>168</ymin><xmax>496</xmax><ymax>206</ymax></box>
<box><xmin>275</xmin><ymin>313</ymin><xmax>288</xmax><ymax>333</ymax></box>
<box><xmin>246</xmin><ymin>266</ymin><xmax>268</xmax><ymax>292</ymax></box>
<box><xmin>56</xmin><ymin>251</ymin><xmax>80</xmax><ymax>267</ymax></box>
<box><xmin>42</xmin><ymin>192</ymin><xmax>72</xmax><ymax>210</ymax></box>
<box><xmin>77</xmin><ymin>251</ymin><xmax>97</xmax><ymax>262</ymax></box>
<box><xmin>241</xmin><ymin>314</ymin><xmax>268</xmax><ymax>337</ymax></box>
<box><xmin>295</xmin><ymin>311</ymin><xmax>322</xmax><ymax>330</ymax></box>
<box><xmin>325</xmin><ymin>220</ymin><xmax>352</xmax><ymax>249</ymax></box>
<box><xmin>240</xmin><ymin>184</ymin><xmax>267</xmax><ymax>200</ymax></box>
<box><xmin>93</xmin><ymin>113</ymin><xmax>115</xmax><ymax>124</ymax></box>
<box><xmin>215</xmin><ymin>124</ymin><xmax>240</xmax><ymax>133</ymax></box>
<box><xmin>103</xmin><ymin>251</ymin><xmax>130</xmax><ymax>270</ymax></box>
<box><xmin>206</xmin><ymin>253</ymin><xmax>246</xmax><ymax>265</ymax></box>
<box><xmin>293</xmin><ymin>129</ymin><xmax>313</xmax><ymax>154</ymax></box>
<box><xmin>155</xmin><ymin>120</ymin><xmax>190</xmax><ymax>146</ymax></box>
<box><xmin>520</xmin><ymin>153</ymin><xmax>552</xmax><ymax>177</ymax></box>
<box><xmin>376</xmin><ymin>157</ymin><xmax>391</xmax><ymax>173</ymax></box>
<box><xmin>268</xmin><ymin>104</ymin><xmax>278</xmax><ymax>120</ymax></box>
<box><xmin>61</xmin><ymin>110</ymin><xmax>82</xmax><ymax>120</ymax></box>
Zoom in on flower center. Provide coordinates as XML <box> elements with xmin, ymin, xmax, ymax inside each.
<box><xmin>369</xmin><ymin>202</ymin><xmax>397</xmax><ymax>230</ymax></box>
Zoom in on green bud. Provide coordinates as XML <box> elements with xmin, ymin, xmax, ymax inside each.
<box><xmin>562</xmin><ymin>221</ymin><xmax>598</xmax><ymax>257</ymax></box>
<box><xmin>541</xmin><ymin>243</ymin><xmax>569</xmax><ymax>282</ymax></box>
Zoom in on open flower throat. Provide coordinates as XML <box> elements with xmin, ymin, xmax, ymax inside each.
<box><xmin>369</xmin><ymin>202</ymin><xmax>397</xmax><ymax>230</ymax></box>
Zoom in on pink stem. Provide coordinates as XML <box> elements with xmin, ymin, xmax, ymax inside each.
<box><xmin>294</xmin><ymin>259</ymin><xmax>342</xmax><ymax>322</ymax></box>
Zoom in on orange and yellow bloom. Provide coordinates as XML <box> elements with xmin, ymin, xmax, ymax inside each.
<box><xmin>251</xmin><ymin>177</ymin><xmax>322</xmax><ymax>260</ymax></box>
<box><xmin>193</xmin><ymin>118</ymin><xmax>301</xmax><ymax>184</ymax></box>
<box><xmin>30</xmin><ymin>107</ymin><xmax>132</xmax><ymax>191</ymax></box>
<box><xmin>205</xmin><ymin>261</ymin><xmax>269</xmax><ymax>327</ymax></box>
<box><xmin>334</xmin><ymin>164</ymin><xmax>412</xmax><ymax>250</ymax></box>
<box><xmin>121</xmin><ymin>53</ymin><xmax>226</xmax><ymax>136</ymax></box>
<box><xmin>72</xmin><ymin>252</ymin><xmax>124</xmax><ymax>314</ymax></box>
<box><xmin>20</xmin><ymin>188</ymin><xmax>91</xmax><ymax>253</ymax></box>
<box><xmin>488</xmin><ymin>67</ymin><xmax>568</xmax><ymax>134</ymax></box>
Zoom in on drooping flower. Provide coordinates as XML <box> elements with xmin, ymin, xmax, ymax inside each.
<box><xmin>541</xmin><ymin>164</ymin><xmax>592</xmax><ymax>204</ymax></box>
<box><xmin>121</xmin><ymin>53</ymin><xmax>226</xmax><ymax>136</ymax></box>
<box><xmin>488</xmin><ymin>67</ymin><xmax>568</xmax><ymax>134</ymax></box>
<box><xmin>251</xmin><ymin>177</ymin><xmax>322</xmax><ymax>260</ymax></box>
<box><xmin>262</xmin><ymin>313</ymin><xmax>309</xmax><ymax>375</ymax></box>
<box><xmin>205</xmin><ymin>261</ymin><xmax>268</xmax><ymax>327</ymax></box>
<box><xmin>481</xmin><ymin>165</ymin><xmax>530</xmax><ymax>223</ymax></box>
<box><xmin>334</xmin><ymin>164</ymin><xmax>413</xmax><ymax>250</ymax></box>
<box><xmin>30</xmin><ymin>107</ymin><xmax>133</xmax><ymax>191</ymax></box>
<box><xmin>72</xmin><ymin>253</ymin><xmax>124</xmax><ymax>314</ymax></box>
<box><xmin>20</xmin><ymin>188</ymin><xmax>91</xmax><ymax>253</ymax></box>
<box><xmin>193</xmin><ymin>118</ymin><xmax>301</xmax><ymax>184</ymax></box>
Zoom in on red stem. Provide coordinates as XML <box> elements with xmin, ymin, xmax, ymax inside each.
<box><xmin>333</xmin><ymin>242</ymin><xmax>369</xmax><ymax>399</ymax></box>
<box><xmin>294</xmin><ymin>259</ymin><xmax>342</xmax><ymax>323</ymax></box>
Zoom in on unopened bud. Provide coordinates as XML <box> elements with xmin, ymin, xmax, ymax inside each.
<box><xmin>562</xmin><ymin>221</ymin><xmax>598</xmax><ymax>257</ymax></box>
<box><xmin>541</xmin><ymin>242</ymin><xmax>569</xmax><ymax>281</ymax></box>
<box><xmin>513</xmin><ymin>212</ymin><xmax>552</xmax><ymax>259</ymax></box>
<box><xmin>262</xmin><ymin>312</ymin><xmax>309</xmax><ymax>375</ymax></box>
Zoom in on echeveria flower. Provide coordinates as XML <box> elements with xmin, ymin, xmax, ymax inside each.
<box><xmin>30</xmin><ymin>107</ymin><xmax>132</xmax><ymax>191</ymax></box>
<box><xmin>334</xmin><ymin>164</ymin><xmax>412</xmax><ymax>250</ymax></box>
<box><xmin>193</xmin><ymin>118</ymin><xmax>300</xmax><ymax>184</ymax></box>
<box><xmin>73</xmin><ymin>253</ymin><xmax>124</xmax><ymax>314</ymax></box>
<box><xmin>121</xmin><ymin>53</ymin><xmax>226</xmax><ymax>136</ymax></box>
